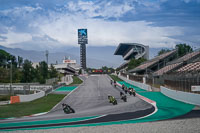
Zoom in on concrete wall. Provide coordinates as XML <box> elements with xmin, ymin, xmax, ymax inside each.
<box><xmin>59</xmin><ymin>75</ymin><xmax>73</xmax><ymax>85</ymax></box>
<box><xmin>18</xmin><ymin>91</ymin><xmax>45</xmax><ymax>102</ymax></box>
<box><xmin>119</xmin><ymin>75</ymin><xmax>152</xmax><ymax>91</ymax></box>
<box><xmin>0</xmin><ymin>84</ymin><xmax>52</xmax><ymax>91</ymax></box>
<box><xmin>161</xmin><ymin>86</ymin><xmax>200</xmax><ymax>106</ymax></box>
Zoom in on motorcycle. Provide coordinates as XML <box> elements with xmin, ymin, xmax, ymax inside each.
<box><xmin>62</xmin><ymin>103</ymin><xmax>75</xmax><ymax>114</ymax></box>
<box><xmin>120</xmin><ymin>92</ymin><xmax>127</xmax><ymax>102</ymax></box>
<box><xmin>108</xmin><ymin>95</ymin><xmax>118</xmax><ymax>105</ymax></box>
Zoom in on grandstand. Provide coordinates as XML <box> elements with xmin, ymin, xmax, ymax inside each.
<box><xmin>116</xmin><ymin>45</ymin><xmax>200</xmax><ymax>94</ymax></box>
<box><xmin>114</xmin><ymin>43</ymin><xmax>149</xmax><ymax>71</ymax></box>
<box><xmin>153</xmin><ymin>50</ymin><xmax>200</xmax><ymax>76</ymax></box>
<box><xmin>129</xmin><ymin>50</ymin><xmax>177</xmax><ymax>75</ymax></box>
<box><xmin>176</xmin><ymin>61</ymin><xmax>200</xmax><ymax>73</ymax></box>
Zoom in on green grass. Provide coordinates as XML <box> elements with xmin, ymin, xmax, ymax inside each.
<box><xmin>0</xmin><ymin>94</ymin><xmax>66</xmax><ymax>118</ymax></box>
<box><xmin>109</xmin><ymin>75</ymin><xmax>123</xmax><ymax>81</ymax></box>
<box><xmin>69</xmin><ymin>76</ymin><xmax>83</xmax><ymax>86</ymax></box>
<box><xmin>0</xmin><ymin>95</ymin><xmax>11</xmax><ymax>101</ymax></box>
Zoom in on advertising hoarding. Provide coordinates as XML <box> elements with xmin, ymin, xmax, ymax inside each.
<box><xmin>78</xmin><ymin>29</ymin><xmax>88</xmax><ymax>44</ymax></box>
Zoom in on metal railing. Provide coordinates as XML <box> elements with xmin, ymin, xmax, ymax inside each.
<box><xmin>163</xmin><ymin>72</ymin><xmax>200</xmax><ymax>94</ymax></box>
<box><xmin>129</xmin><ymin>74</ymin><xmax>143</xmax><ymax>83</ymax></box>
<box><xmin>120</xmin><ymin>72</ymin><xmax>200</xmax><ymax>94</ymax></box>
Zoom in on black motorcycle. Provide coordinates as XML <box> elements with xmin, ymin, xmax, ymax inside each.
<box><xmin>120</xmin><ymin>92</ymin><xmax>127</xmax><ymax>102</ymax></box>
<box><xmin>62</xmin><ymin>103</ymin><xmax>75</xmax><ymax>114</ymax></box>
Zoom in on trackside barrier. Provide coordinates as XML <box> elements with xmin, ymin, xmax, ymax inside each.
<box><xmin>161</xmin><ymin>86</ymin><xmax>200</xmax><ymax>106</ymax></box>
<box><xmin>118</xmin><ymin>75</ymin><xmax>152</xmax><ymax>91</ymax></box>
<box><xmin>10</xmin><ymin>91</ymin><xmax>45</xmax><ymax>104</ymax></box>
<box><xmin>18</xmin><ymin>91</ymin><xmax>45</xmax><ymax>102</ymax></box>
<box><xmin>10</xmin><ymin>96</ymin><xmax>20</xmax><ymax>104</ymax></box>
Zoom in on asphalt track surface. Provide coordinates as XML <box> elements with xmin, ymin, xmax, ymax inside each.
<box><xmin>0</xmin><ymin>75</ymin><xmax>153</xmax><ymax>130</ymax></box>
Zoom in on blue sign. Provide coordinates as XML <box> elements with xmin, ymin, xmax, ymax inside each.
<box><xmin>78</xmin><ymin>29</ymin><xmax>88</xmax><ymax>44</ymax></box>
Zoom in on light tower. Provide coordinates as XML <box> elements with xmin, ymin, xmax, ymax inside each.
<box><xmin>78</xmin><ymin>29</ymin><xmax>88</xmax><ymax>70</ymax></box>
<box><xmin>45</xmin><ymin>50</ymin><xmax>49</xmax><ymax>65</ymax></box>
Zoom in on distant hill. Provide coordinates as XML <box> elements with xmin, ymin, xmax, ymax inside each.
<box><xmin>0</xmin><ymin>45</ymin><xmax>163</xmax><ymax>68</ymax></box>
<box><xmin>0</xmin><ymin>45</ymin><xmax>123</xmax><ymax>68</ymax></box>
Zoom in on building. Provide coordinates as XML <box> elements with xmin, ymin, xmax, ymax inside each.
<box><xmin>54</xmin><ymin>57</ymin><xmax>80</xmax><ymax>75</ymax></box>
<box><xmin>114</xmin><ymin>43</ymin><xmax>149</xmax><ymax>71</ymax></box>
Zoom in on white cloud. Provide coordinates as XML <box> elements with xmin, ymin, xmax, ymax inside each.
<box><xmin>32</xmin><ymin>12</ymin><xmax>183</xmax><ymax>48</ymax></box>
<box><xmin>66</xmin><ymin>0</ymin><xmax>134</xmax><ymax>18</ymax></box>
<box><xmin>0</xmin><ymin>0</ymin><xmax>195</xmax><ymax>50</ymax></box>
<box><xmin>0</xmin><ymin>5</ymin><xmax>42</xmax><ymax>16</ymax></box>
<box><xmin>0</xmin><ymin>31</ymin><xmax>32</xmax><ymax>46</ymax></box>
<box><xmin>182</xmin><ymin>0</ymin><xmax>200</xmax><ymax>3</ymax></box>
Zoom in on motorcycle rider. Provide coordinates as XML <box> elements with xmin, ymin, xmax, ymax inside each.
<box><xmin>124</xmin><ymin>86</ymin><xmax>128</xmax><ymax>94</ymax></box>
<box><xmin>132</xmin><ymin>88</ymin><xmax>136</xmax><ymax>97</ymax></box>
<box><xmin>120</xmin><ymin>92</ymin><xmax>127</xmax><ymax>102</ymax></box>
<box><xmin>129</xmin><ymin>87</ymin><xmax>132</xmax><ymax>95</ymax></box>
<box><xmin>108</xmin><ymin>95</ymin><xmax>117</xmax><ymax>105</ymax></box>
<box><xmin>114</xmin><ymin>80</ymin><xmax>116</xmax><ymax>87</ymax></box>
<box><xmin>62</xmin><ymin>103</ymin><xmax>75</xmax><ymax>114</ymax></box>
<box><xmin>122</xmin><ymin>84</ymin><xmax>125</xmax><ymax>90</ymax></box>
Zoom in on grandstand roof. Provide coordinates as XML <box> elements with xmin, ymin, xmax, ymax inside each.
<box><xmin>114</xmin><ymin>43</ymin><xmax>149</xmax><ymax>60</ymax></box>
<box><xmin>168</xmin><ymin>50</ymin><xmax>200</xmax><ymax>65</ymax></box>
<box><xmin>129</xmin><ymin>50</ymin><xmax>177</xmax><ymax>73</ymax></box>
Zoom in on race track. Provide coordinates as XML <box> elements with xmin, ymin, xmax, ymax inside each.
<box><xmin>0</xmin><ymin>75</ymin><xmax>153</xmax><ymax>130</ymax></box>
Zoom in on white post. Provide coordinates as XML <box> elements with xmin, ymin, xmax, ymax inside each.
<box><xmin>115</xmin><ymin>71</ymin><xmax>117</xmax><ymax>75</ymax></box>
<box><xmin>127</xmin><ymin>75</ymin><xmax>129</xmax><ymax>80</ymax></box>
<box><xmin>143</xmin><ymin>77</ymin><xmax>146</xmax><ymax>84</ymax></box>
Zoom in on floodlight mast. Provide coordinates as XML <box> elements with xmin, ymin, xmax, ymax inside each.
<box><xmin>45</xmin><ymin>50</ymin><xmax>49</xmax><ymax>65</ymax></box>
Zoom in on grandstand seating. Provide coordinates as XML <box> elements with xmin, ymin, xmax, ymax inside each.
<box><xmin>168</xmin><ymin>51</ymin><xmax>200</xmax><ymax>65</ymax></box>
<box><xmin>176</xmin><ymin>62</ymin><xmax>200</xmax><ymax>72</ymax></box>
<box><xmin>154</xmin><ymin>62</ymin><xmax>182</xmax><ymax>76</ymax></box>
<box><xmin>153</xmin><ymin>50</ymin><xmax>200</xmax><ymax>76</ymax></box>
<box><xmin>129</xmin><ymin>50</ymin><xmax>176</xmax><ymax>73</ymax></box>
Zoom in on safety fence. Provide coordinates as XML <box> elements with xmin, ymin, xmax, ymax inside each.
<box><xmin>129</xmin><ymin>74</ymin><xmax>143</xmax><ymax>83</ymax></box>
<box><xmin>120</xmin><ymin>72</ymin><xmax>200</xmax><ymax>94</ymax></box>
<box><xmin>163</xmin><ymin>72</ymin><xmax>200</xmax><ymax>94</ymax></box>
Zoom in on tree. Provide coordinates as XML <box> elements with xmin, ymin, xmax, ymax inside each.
<box><xmin>176</xmin><ymin>43</ymin><xmax>193</xmax><ymax>57</ymax></box>
<box><xmin>12</xmin><ymin>68</ymin><xmax>23</xmax><ymax>83</ymax></box>
<box><xmin>38</xmin><ymin>61</ymin><xmax>49</xmax><ymax>84</ymax></box>
<box><xmin>127</xmin><ymin>58</ymin><xmax>147</xmax><ymax>70</ymax></box>
<box><xmin>0</xmin><ymin>49</ymin><xmax>10</xmax><ymax>68</ymax></box>
<box><xmin>21</xmin><ymin>60</ymin><xmax>34</xmax><ymax>83</ymax></box>
<box><xmin>158</xmin><ymin>49</ymin><xmax>171</xmax><ymax>56</ymax></box>
<box><xmin>0</xmin><ymin>67</ymin><xmax>9</xmax><ymax>83</ymax></box>
<box><xmin>49</xmin><ymin>64</ymin><xmax>58</xmax><ymax>78</ymax></box>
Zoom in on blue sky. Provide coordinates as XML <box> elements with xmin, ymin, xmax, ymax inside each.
<box><xmin>0</xmin><ymin>0</ymin><xmax>200</xmax><ymax>51</ymax></box>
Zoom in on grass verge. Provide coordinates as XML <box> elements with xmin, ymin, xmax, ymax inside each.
<box><xmin>68</xmin><ymin>76</ymin><xmax>83</xmax><ymax>86</ymax></box>
<box><xmin>109</xmin><ymin>75</ymin><xmax>123</xmax><ymax>81</ymax></box>
<box><xmin>0</xmin><ymin>94</ymin><xmax>66</xmax><ymax>118</ymax></box>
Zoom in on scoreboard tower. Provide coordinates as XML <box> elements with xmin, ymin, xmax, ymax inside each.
<box><xmin>78</xmin><ymin>29</ymin><xmax>88</xmax><ymax>70</ymax></box>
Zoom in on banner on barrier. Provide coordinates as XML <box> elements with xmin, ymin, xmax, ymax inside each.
<box><xmin>191</xmin><ymin>86</ymin><xmax>200</xmax><ymax>91</ymax></box>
